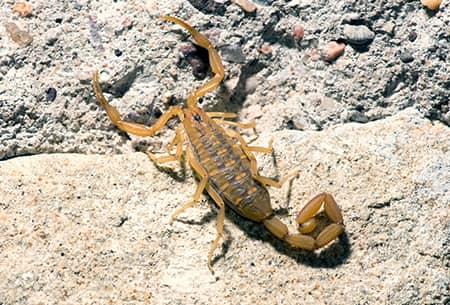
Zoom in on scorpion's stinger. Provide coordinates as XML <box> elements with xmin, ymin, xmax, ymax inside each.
<box><xmin>161</xmin><ymin>16</ymin><xmax>225</xmax><ymax>108</ymax></box>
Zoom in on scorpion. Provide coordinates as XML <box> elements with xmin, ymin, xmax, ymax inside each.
<box><xmin>92</xmin><ymin>16</ymin><xmax>345</xmax><ymax>271</ymax></box>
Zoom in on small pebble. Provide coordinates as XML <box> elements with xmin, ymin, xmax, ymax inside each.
<box><xmin>342</xmin><ymin>13</ymin><xmax>361</xmax><ymax>24</ymax></box>
<box><xmin>292</xmin><ymin>24</ymin><xmax>304</xmax><ymax>41</ymax></box>
<box><xmin>4</xmin><ymin>22</ymin><xmax>33</xmax><ymax>47</ymax></box>
<box><xmin>258</xmin><ymin>43</ymin><xmax>272</xmax><ymax>55</ymax></box>
<box><xmin>46</xmin><ymin>87</ymin><xmax>57</xmax><ymax>102</ymax></box>
<box><xmin>220</xmin><ymin>45</ymin><xmax>246</xmax><ymax>63</ymax></box>
<box><xmin>400</xmin><ymin>50</ymin><xmax>414</xmax><ymax>63</ymax></box>
<box><xmin>12</xmin><ymin>2</ymin><xmax>33</xmax><ymax>17</ymax></box>
<box><xmin>189</xmin><ymin>0</ymin><xmax>227</xmax><ymax>14</ymax></box>
<box><xmin>381</xmin><ymin>21</ymin><xmax>395</xmax><ymax>35</ymax></box>
<box><xmin>288</xmin><ymin>116</ymin><xmax>310</xmax><ymax>131</ymax></box>
<box><xmin>408</xmin><ymin>31</ymin><xmax>417</xmax><ymax>42</ymax></box>
<box><xmin>45</xmin><ymin>28</ymin><xmax>60</xmax><ymax>46</ymax></box>
<box><xmin>224</xmin><ymin>77</ymin><xmax>239</xmax><ymax>93</ymax></box>
<box><xmin>309</xmin><ymin>49</ymin><xmax>320</xmax><ymax>62</ymax></box>
<box><xmin>322</xmin><ymin>41</ymin><xmax>346</xmax><ymax>62</ymax></box>
<box><xmin>114</xmin><ymin>49</ymin><xmax>123</xmax><ymax>57</ymax></box>
<box><xmin>245</xmin><ymin>75</ymin><xmax>258</xmax><ymax>94</ymax></box>
<box><xmin>164</xmin><ymin>94</ymin><xmax>178</xmax><ymax>106</ymax></box>
<box><xmin>421</xmin><ymin>0</ymin><xmax>442</xmax><ymax>10</ymax></box>
<box><xmin>344</xmin><ymin>25</ymin><xmax>375</xmax><ymax>45</ymax></box>
<box><xmin>348</xmin><ymin>110</ymin><xmax>369</xmax><ymax>123</ymax></box>
<box><xmin>232</xmin><ymin>0</ymin><xmax>257</xmax><ymax>13</ymax></box>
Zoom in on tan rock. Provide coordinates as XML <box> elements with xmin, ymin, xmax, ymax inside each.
<box><xmin>0</xmin><ymin>109</ymin><xmax>448</xmax><ymax>304</ymax></box>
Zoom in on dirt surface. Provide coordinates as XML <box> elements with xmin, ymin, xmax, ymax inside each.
<box><xmin>0</xmin><ymin>0</ymin><xmax>449</xmax><ymax>304</ymax></box>
<box><xmin>1</xmin><ymin>109</ymin><xmax>449</xmax><ymax>305</ymax></box>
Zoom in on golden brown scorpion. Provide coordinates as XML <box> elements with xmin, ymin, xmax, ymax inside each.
<box><xmin>92</xmin><ymin>16</ymin><xmax>345</xmax><ymax>270</ymax></box>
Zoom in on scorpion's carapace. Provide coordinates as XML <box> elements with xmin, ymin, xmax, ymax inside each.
<box><xmin>92</xmin><ymin>16</ymin><xmax>345</xmax><ymax>271</ymax></box>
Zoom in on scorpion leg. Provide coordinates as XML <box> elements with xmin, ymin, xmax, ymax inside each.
<box><xmin>169</xmin><ymin>148</ymin><xmax>208</xmax><ymax>223</ymax></box>
<box><xmin>213</xmin><ymin>119</ymin><xmax>256</xmax><ymax>130</ymax></box>
<box><xmin>253</xmin><ymin>170</ymin><xmax>299</xmax><ymax>189</ymax></box>
<box><xmin>226</xmin><ymin>129</ymin><xmax>273</xmax><ymax>157</ymax></box>
<box><xmin>147</xmin><ymin>127</ymin><xmax>184</xmax><ymax>164</ymax></box>
<box><xmin>296</xmin><ymin>193</ymin><xmax>344</xmax><ymax>248</ymax></box>
<box><xmin>226</xmin><ymin>129</ymin><xmax>299</xmax><ymax>188</ymax></box>
<box><xmin>93</xmin><ymin>71</ymin><xmax>184</xmax><ymax>137</ymax></box>
<box><xmin>207</xmin><ymin>112</ymin><xmax>238</xmax><ymax>119</ymax></box>
<box><xmin>162</xmin><ymin>16</ymin><xmax>225</xmax><ymax>108</ymax></box>
<box><xmin>205</xmin><ymin>184</ymin><xmax>225</xmax><ymax>272</ymax></box>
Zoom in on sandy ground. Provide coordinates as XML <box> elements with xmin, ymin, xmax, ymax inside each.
<box><xmin>1</xmin><ymin>109</ymin><xmax>449</xmax><ymax>304</ymax></box>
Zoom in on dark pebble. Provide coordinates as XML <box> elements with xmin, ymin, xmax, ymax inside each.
<box><xmin>167</xmin><ymin>95</ymin><xmax>178</xmax><ymax>106</ymax></box>
<box><xmin>153</xmin><ymin>107</ymin><xmax>162</xmax><ymax>118</ymax></box>
<box><xmin>114</xmin><ymin>49</ymin><xmax>123</xmax><ymax>57</ymax></box>
<box><xmin>220</xmin><ymin>45</ymin><xmax>246</xmax><ymax>63</ymax></box>
<box><xmin>46</xmin><ymin>87</ymin><xmax>57</xmax><ymax>102</ymax></box>
<box><xmin>408</xmin><ymin>32</ymin><xmax>417</xmax><ymax>42</ymax></box>
<box><xmin>55</xmin><ymin>18</ymin><xmax>63</xmax><ymax>24</ymax></box>
<box><xmin>400</xmin><ymin>51</ymin><xmax>414</xmax><ymax>63</ymax></box>
<box><xmin>179</xmin><ymin>44</ymin><xmax>209</xmax><ymax>80</ymax></box>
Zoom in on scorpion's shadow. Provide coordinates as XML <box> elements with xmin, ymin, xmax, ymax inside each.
<box><xmin>177</xmin><ymin>191</ymin><xmax>351</xmax><ymax>269</ymax></box>
<box><xmin>222</xmin><ymin>205</ymin><xmax>352</xmax><ymax>269</ymax></box>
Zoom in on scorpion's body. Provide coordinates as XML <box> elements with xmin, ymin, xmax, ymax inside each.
<box><xmin>183</xmin><ymin>107</ymin><xmax>272</xmax><ymax>222</ymax></box>
<box><xmin>92</xmin><ymin>16</ymin><xmax>345</xmax><ymax>271</ymax></box>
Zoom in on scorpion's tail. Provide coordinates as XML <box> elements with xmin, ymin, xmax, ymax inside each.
<box><xmin>262</xmin><ymin>193</ymin><xmax>345</xmax><ymax>250</ymax></box>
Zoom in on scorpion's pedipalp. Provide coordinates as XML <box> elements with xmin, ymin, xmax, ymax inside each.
<box><xmin>92</xmin><ymin>71</ymin><xmax>184</xmax><ymax>137</ymax></box>
<box><xmin>161</xmin><ymin>16</ymin><xmax>225</xmax><ymax>108</ymax></box>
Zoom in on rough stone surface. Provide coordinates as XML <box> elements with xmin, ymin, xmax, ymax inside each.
<box><xmin>1</xmin><ymin>0</ymin><xmax>449</xmax><ymax>304</ymax></box>
<box><xmin>0</xmin><ymin>0</ymin><xmax>449</xmax><ymax>159</ymax></box>
<box><xmin>1</xmin><ymin>109</ymin><xmax>449</xmax><ymax>305</ymax></box>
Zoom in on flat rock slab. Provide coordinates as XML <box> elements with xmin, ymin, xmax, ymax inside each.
<box><xmin>1</xmin><ymin>109</ymin><xmax>449</xmax><ymax>305</ymax></box>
